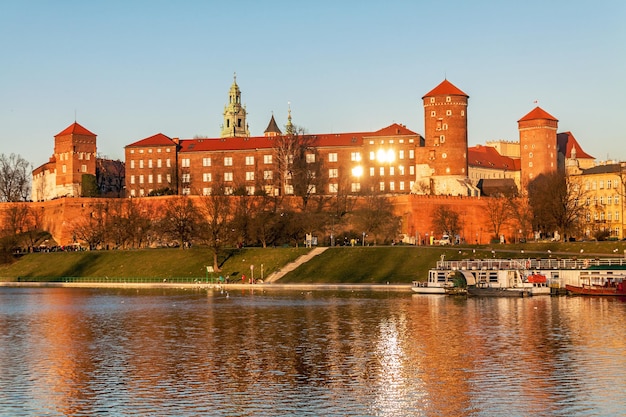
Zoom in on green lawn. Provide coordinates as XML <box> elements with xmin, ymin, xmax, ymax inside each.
<box><xmin>1</xmin><ymin>241</ymin><xmax>625</xmax><ymax>284</ymax></box>
<box><xmin>0</xmin><ymin>247</ymin><xmax>310</xmax><ymax>282</ymax></box>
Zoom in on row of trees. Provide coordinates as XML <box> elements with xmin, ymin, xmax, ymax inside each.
<box><xmin>67</xmin><ymin>188</ymin><xmax>401</xmax><ymax>270</ymax></box>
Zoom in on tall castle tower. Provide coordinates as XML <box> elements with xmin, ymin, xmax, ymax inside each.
<box><xmin>518</xmin><ymin>106</ymin><xmax>558</xmax><ymax>187</ymax></box>
<box><xmin>418</xmin><ymin>79</ymin><xmax>472</xmax><ymax>195</ymax></box>
<box><xmin>53</xmin><ymin>122</ymin><xmax>97</xmax><ymax>196</ymax></box>
<box><xmin>220</xmin><ymin>74</ymin><xmax>250</xmax><ymax>138</ymax></box>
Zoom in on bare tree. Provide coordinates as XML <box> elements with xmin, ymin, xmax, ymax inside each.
<box><xmin>0</xmin><ymin>153</ymin><xmax>31</xmax><ymax>202</ymax></box>
<box><xmin>431</xmin><ymin>205</ymin><xmax>463</xmax><ymax>239</ymax></box>
<box><xmin>70</xmin><ymin>201</ymin><xmax>109</xmax><ymax>249</ymax></box>
<box><xmin>484</xmin><ymin>195</ymin><xmax>512</xmax><ymax>242</ymax></box>
<box><xmin>352</xmin><ymin>193</ymin><xmax>401</xmax><ymax>245</ymax></box>
<box><xmin>273</xmin><ymin>128</ymin><xmax>327</xmax><ymax>210</ymax></box>
<box><xmin>158</xmin><ymin>196</ymin><xmax>201</xmax><ymax>249</ymax></box>
<box><xmin>527</xmin><ymin>171</ymin><xmax>587</xmax><ymax>241</ymax></box>
<box><xmin>197</xmin><ymin>183</ymin><xmax>233</xmax><ymax>270</ymax></box>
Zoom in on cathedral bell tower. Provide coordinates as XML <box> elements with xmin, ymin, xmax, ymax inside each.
<box><xmin>220</xmin><ymin>73</ymin><xmax>250</xmax><ymax>138</ymax></box>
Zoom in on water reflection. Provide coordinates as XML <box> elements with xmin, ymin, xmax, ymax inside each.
<box><xmin>0</xmin><ymin>287</ymin><xmax>625</xmax><ymax>416</ymax></box>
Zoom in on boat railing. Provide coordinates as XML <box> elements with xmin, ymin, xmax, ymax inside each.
<box><xmin>436</xmin><ymin>258</ymin><xmax>626</xmax><ymax>271</ymax></box>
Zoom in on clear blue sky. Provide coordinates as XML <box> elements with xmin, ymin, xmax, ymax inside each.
<box><xmin>1</xmin><ymin>0</ymin><xmax>625</xmax><ymax>167</ymax></box>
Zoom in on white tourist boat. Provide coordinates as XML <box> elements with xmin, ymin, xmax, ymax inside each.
<box><xmin>417</xmin><ymin>257</ymin><xmax>626</xmax><ymax>296</ymax></box>
<box><xmin>412</xmin><ymin>269</ymin><xmax>455</xmax><ymax>294</ymax></box>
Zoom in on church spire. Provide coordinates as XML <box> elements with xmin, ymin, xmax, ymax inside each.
<box><xmin>220</xmin><ymin>73</ymin><xmax>250</xmax><ymax>138</ymax></box>
<box><xmin>285</xmin><ymin>102</ymin><xmax>294</xmax><ymax>135</ymax></box>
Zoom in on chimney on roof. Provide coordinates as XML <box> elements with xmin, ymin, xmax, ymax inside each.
<box><xmin>172</xmin><ymin>137</ymin><xmax>180</xmax><ymax>145</ymax></box>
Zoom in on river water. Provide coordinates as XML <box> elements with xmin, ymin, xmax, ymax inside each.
<box><xmin>0</xmin><ymin>287</ymin><xmax>624</xmax><ymax>417</ymax></box>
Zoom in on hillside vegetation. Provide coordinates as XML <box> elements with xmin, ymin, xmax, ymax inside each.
<box><xmin>1</xmin><ymin>241</ymin><xmax>625</xmax><ymax>284</ymax></box>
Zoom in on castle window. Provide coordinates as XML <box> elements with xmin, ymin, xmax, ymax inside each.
<box><xmin>529</xmin><ymin>162</ymin><xmax>533</xmax><ymax>167</ymax></box>
<box><xmin>351</xmin><ymin>183</ymin><xmax>361</xmax><ymax>192</ymax></box>
<box><xmin>130</xmin><ymin>175</ymin><xmax>135</xmax><ymax>184</ymax></box>
<box><xmin>380</xmin><ymin>167</ymin><xmax>385</xmax><ymax>176</ymax></box>
<box><xmin>182</xmin><ymin>187</ymin><xmax>191</xmax><ymax>195</ymax></box>
<box><xmin>264</xmin><ymin>170</ymin><xmax>273</xmax><ymax>180</ymax></box>
<box><xmin>329</xmin><ymin>168</ymin><xmax>338</xmax><ymax>178</ymax></box>
<box><xmin>224</xmin><ymin>157</ymin><xmax>233</xmax><ymax>166</ymax></box>
<box><xmin>306</xmin><ymin>154</ymin><xmax>316</xmax><ymax>163</ymax></box>
<box><xmin>246</xmin><ymin>186</ymin><xmax>255</xmax><ymax>195</ymax></box>
<box><xmin>148</xmin><ymin>174</ymin><xmax>153</xmax><ymax>184</ymax></box>
<box><xmin>139</xmin><ymin>175</ymin><xmax>144</xmax><ymax>184</ymax></box>
<box><xmin>446</xmin><ymin>110</ymin><xmax>452</xmax><ymax>116</ymax></box>
<box><xmin>166</xmin><ymin>174</ymin><xmax>171</xmax><ymax>183</ymax></box>
<box><xmin>351</xmin><ymin>152</ymin><xmax>361</xmax><ymax>162</ymax></box>
<box><xmin>130</xmin><ymin>160</ymin><xmax>135</xmax><ymax>169</ymax></box>
<box><xmin>446</xmin><ymin>96</ymin><xmax>451</xmax><ymax>102</ymax></box>
<box><xmin>203</xmin><ymin>173</ymin><xmax>212</xmax><ymax>182</ymax></box>
<box><xmin>440</xmin><ymin>135</ymin><xmax>445</xmax><ymax>143</ymax></box>
<box><xmin>181</xmin><ymin>158</ymin><xmax>190</xmax><ymax>168</ymax></box>
<box><xmin>389</xmin><ymin>181</ymin><xmax>395</xmax><ymax>191</ymax></box>
<box><xmin>225</xmin><ymin>186</ymin><xmax>234</xmax><ymax>195</ymax></box>
<box><xmin>529</xmin><ymin>152</ymin><xmax>533</xmax><ymax>158</ymax></box>
<box><xmin>409</xmin><ymin>150</ymin><xmax>415</xmax><ymax>159</ymax></box>
<box><xmin>139</xmin><ymin>160</ymin><xmax>144</xmax><ymax>169</ymax></box>
<box><xmin>264</xmin><ymin>155</ymin><xmax>272</xmax><ymax>164</ymax></box>
<box><xmin>329</xmin><ymin>183</ymin><xmax>338</xmax><ymax>194</ymax></box>
<box><xmin>443</xmin><ymin>124</ymin><xmax>448</xmax><ymax>130</ymax></box>
<box><xmin>157</xmin><ymin>159</ymin><xmax>162</xmax><ymax>168</ymax></box>
<box><xmin>130</xmin><ymin>189</ymin><xmax>136</xmax><ymax>196</ymax></box>
<box><xmin>238</xmin><ymin>119</ymin><xmax>242</xmax><ymax>128</ymax></box>
<box><xmin>369</xmin><ymin>167</ymin><xmax>375</xmax><ymax>177</ymax></box>
<box><xmin>181</xmin><ymin>173</ymin><xmax>190</xmax><ymax>183</ymax></box>
<box><xmin>608</xmin><ymin>195</ymin><xmax>613</xmax><ymax>205</ymax></box>
<box><xmin>399</xmin><ymin>181</ymin><xmax>405</xmax><ymax>191</ymax></box>
<box><xmin>148</xmin><ymin>160</ymin><xmax>153</xmax><ymax>168</ymax></box>
<box><xmin>430</xmin><ymin>97</ymin><xmax>435</xmax><ymax>103</ymax></box>
<box><xmin>62</xmin><ymin>165</ymin><xmax>66</xmax><ymax>173</ymax></box>
<box><xmin>130</xmin><ymin>150</ymin><xmax>135</xmax><ymax>154</ymax></box>
<box><xmin>246</xmin><ymin>171</ymin><xmax>254</xmax><ymax>181</ymax></box>
<box><xmin>245</xmin><ymin>156</ymin><xmax>254</xmax><ymax>165</ymax></box>
<box><xmin>616</xmin><ymin>196</ymin><xmax>620</xmax><ymax>205</ymax></box>
<box><xmin>389</xmin><ymin>166</ymin><xmax>395</xmax><ymax>176</ymax></box>
<box><xmin>379</xmin><ymin>182</ymin><xmax>385</xmax><ymax>191</ymax></box>
<box><xmin>157</xmin><ymin>174</ymin><xmax>162</xmax><ymax>183</ymax></box>
<box><xmin>370</xmin><ymin>151</ymin><xmax>375</xmax><ymax>161</ymax></box>
<box><xmin>203</xmin><ymin>187</ymin><xmax>212</xmax><ymax>196</ymax></box>
<box><xmin>166</xmin><ymin>159</ymin><xmax>171</xmax><ymax>168</ymax></box>
<box><xmin>409</xmin><ymin>166</ymin><xmax>415</xmax><ymax>175</ymax></box>
<box><xmin>600</xmin><ymin>180</ymin><xmax>604</xmax><ymax>189</ymax></box>
<box><xmin>607</xmin><ymin>179</ymin><xmax>612</xmax><ymax>189</ymax></box>
<box><xmin>328</xmin><ymin>153</ymin><xmax>338</xmax><ymax>162</ymax></box>
<box><xmin>226</xmin><ymin>120</ymin><xmax>230</xmax><ymax>128</ymax></box>
<box><xmin>461</xmin><ymin>110</ymin><xmax>465</xmax><ymax>117</ymax></box>
<box><xmin>431</xmin><ymin>111</ymin><xmax>436</xmax><ymax>117</ymax></box>
<box><xmin>436</xmin><ymin>120</ymin><xmax>442</xmax><ymax>131</ymax></box>
<box><xmin>399</xmin><ymin>165</ymin><xmax>405</xmax><ymax>175</ymax></box>
<box><xmin>399</xmin><ymin>150</ymin><xmax>405</xmax><ymax>159</ymax></box>
<box><xmin>203</xmin><ymin>158</ymin><xmax>211</xmax><ymax>167</ymax></box>
<box><xmin>224</xmin><ymin>172</ymin><xmax>233</xmax><ymax>182</ymax></box>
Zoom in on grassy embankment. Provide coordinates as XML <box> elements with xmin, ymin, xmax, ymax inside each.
<box><xmin>0</xmin><ymin>247</ymin><xmax>309</xmax><ymax>283</ymax></box>
<box><xmin>1</xmin><ymin>240</ymin><xmax>626</xmax><ymax>284</ymax></box>
<box><xmin>279</xmin><ymin>241</ymin><xmax>626</xmax><ymax>284</ymax></box>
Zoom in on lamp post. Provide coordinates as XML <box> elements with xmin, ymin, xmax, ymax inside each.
<box><xmin>362</xmin><ymin>232</ymin><xmax>366</xmax><ymax>246</ymax></box>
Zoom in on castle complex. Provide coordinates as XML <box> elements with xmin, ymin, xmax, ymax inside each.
<box><xmin>32</xmin><ymin>77</ymin><xmax>624</xmax><ymax>240</ymax></box>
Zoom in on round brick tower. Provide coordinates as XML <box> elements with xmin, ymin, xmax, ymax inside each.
<box><xmin>518</xmin><ymin>106</ymin><xmax>558</xmax><ymax>188</ymax></box>
<box><xmin>421</xmin><ymin>79</ymin><xmax>469</xmax><ymax>195</ymax></box>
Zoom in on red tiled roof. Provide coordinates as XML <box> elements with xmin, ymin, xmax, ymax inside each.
<box><xmin>557</xmin><ymin>131</ymin><xmax>594</xmax><ymax>160</ymax></box>
<box><xmin>518</xmin><ymin>106</ymin><xmax>558</xmax><ymax>122</ymax></box>
<box><xmin>55</xmin><ymin>122</ymin><xmax>96</xmax><ymax>137</ymax></box>
<box><xmin>176</xmin><ymin>124</ymin><xmax>418</xmax><ymax>153</ymax></box>
<box><xmin>370</xmin><ymin>123</ymin><xmax>418</xmax><ymax>136</ymax></box>
<box><xmin>468</xmin><ymin>145</ymin><xmax>520</xmax><ymax>171</ymax></box>
<box><xmin>422</xmin><ymin>79</ymin><xmax>468</xmax><ymax>99</ymax></box>
<box><xmin>126</xmin><ymin>133</ymin><xmax>177</xmax><ymax>148</ymax></box>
